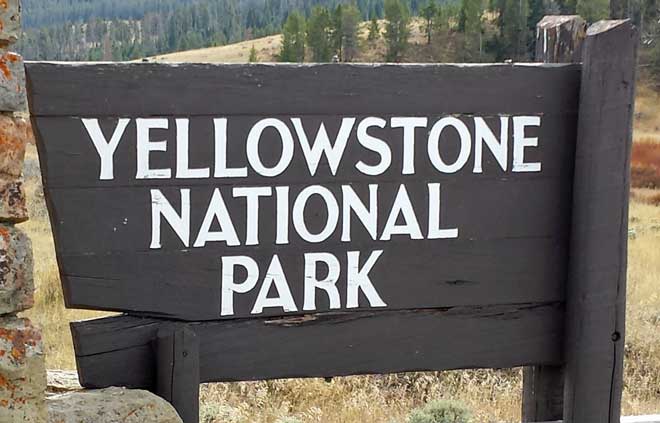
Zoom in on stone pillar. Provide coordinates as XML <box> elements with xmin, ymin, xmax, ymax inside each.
<box><xmin>0</xmin><ymin>1</ymin><xmax>48</xmax><ymax>422</ymax></box>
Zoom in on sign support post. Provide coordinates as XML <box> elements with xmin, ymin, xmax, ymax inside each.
<box><xmin>523</xmin><ymin>14</ymin><xmax>588</xmax><ymax>423</ymax></box>
<box><xmin>563</xmin><ymin>19</ymin><xmax>637</xmax><ymax>423</ymax></box>
<box><xmin>156</xmin><ymin>326</ymin><xmax>200</xmax><ymax>423</ymax></box>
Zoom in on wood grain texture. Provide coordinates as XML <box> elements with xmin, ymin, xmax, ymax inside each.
<box><xmin>522</xmin><ymin>17</ymin><xmax>578</xmax><ymax>420</ymax></box>
<box><xmin>28</xmin><ymin>74</ymin><xmax>578</xmax><ymax>320</ymax></box>
<box><xmin>535</xmin><ymin>16</ymin><xmax>587</xmax><ymax>64</ymax></box>
<box><xmin>523</xmin><ymin>365</ymin><xmax>565</xmax><ymax>422</ymax></box>
<box><xmin>156</xmin><ymin>327</ymin><xmax>200</xmax><ymax>423</ymax></box>
<box><xmin>72</xmin><ymin>303</ymin><xmax>563</xmax><ymax>389</ymax></box>
<box><xmin>26</xmin><ymin>62</ymin><xmax>581</xmax><ymax>117</ymax></box>
<box><xmin>563</xmin><ymin>19</ymin><xmax>637</xmax><ymax>423</ymax></box>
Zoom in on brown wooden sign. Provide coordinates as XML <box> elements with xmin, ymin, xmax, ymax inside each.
<box><xmin>26</xmin><ymin>18</ymin><xmax>637</xmax><ymax>423</ymax></box>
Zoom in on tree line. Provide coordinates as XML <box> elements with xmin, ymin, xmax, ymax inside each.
<box><xmin>277</xmin><ymin>0</ymin><xmax>660</xmax><ymax>65</ymax></box>
<box><xmin>17</xmin><ymin>0</ymin><xmax>405</xmax><ymax>61</ymax></box>
<box><xmin>17</xmin><ymin>0</ymin><xmax>660</xmax><ymax>71</ymax></box>
<box><xmin>278</xmin><ymin>0</ymin><xmax>414</xmax><ymax>62</ymax></box>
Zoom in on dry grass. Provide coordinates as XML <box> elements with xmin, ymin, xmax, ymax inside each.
<box><xmin>624</xmin><ymin>199</ymin><xmax>660</xmax><ymax>416</ymax></box>
<box><xmin>151</xmin><ymin>34</ymin><xmax>283</xmax><ymax>63</ymax></box>
<box><xmin>20</xmin><ymin>146</ymin><xmax>111</xmax><ymax>369</ymax></box>
<box><xmin>15</xmin><ymin>59</ymin><xmax>660</xmax><ymax>423</ymax></box>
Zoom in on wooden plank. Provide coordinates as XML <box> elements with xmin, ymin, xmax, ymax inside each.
<box><xmin>563</xmin><ymin>20</ymin><xmax>637</xmax><ymax>423</ymax></box>
<box><xmin>59</xmin><ymin>235</ymin><xmax>567</xmax><ymax>321</ymax></box>
<box><xmin>32</xmin><ymin>112</ymin><xmax>576</xmax><ymax>320</ymax></box>
<box><xmin>156</xmin><ymin>326</ymin><xmax>200</xmax><ymax>423</ymax></box>
<box><xmin>25</xmin><ymin>62</ymin><xmax>581</xmax><ymax>117</ymax></box>
<box><xmin>522</xmin><ymin>365</ymin><xmax>565</xmax><ymax>422</ymax></box>
<box><xmin>34</xmin><ymin>113</ymin><xmax>577</xmax><ymax>190</ymax></box>
<box><xmin>72</xmin><ymin>303</ymin><xmax>563</xmax><ymax>389</ymax></box>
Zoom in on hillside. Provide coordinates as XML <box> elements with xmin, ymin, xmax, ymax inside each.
<box><xmin>17</xmin><ymin>0</ymin><xmax>393</xmax><ymax>61</ymax></box>
<box><xmin>149</xmin><ymin>18</ymin><xmax>467</xmax><ymax>63</ymax></box>
<box><xmin>150</xmin><ymin>34</ymin><xmax>284</xmax><ymax>63</ymax></box>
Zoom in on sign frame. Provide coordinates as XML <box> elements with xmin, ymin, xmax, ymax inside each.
<box><xmin>26</xmin><ymin>19</ymin><xmax>637</xmax><ymax>423</ymax></box>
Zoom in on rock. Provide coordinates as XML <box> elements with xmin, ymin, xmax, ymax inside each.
<box><xmin>0</xmin><ymin>0</ymin><xmax>20</xmax><ymax>45</ymax></box>
<box><xmin>46</xmin><ymin>370</ymin><xmax>81</xmax><ymax>394</ymax></box>
<box><xmin>0</xmin><ymin>115</ymin><xmax>29</xmax><ymax>177</ymax></box>
<box><xmin>0</xmin><ymin>316</ymin><xmax>47</xmax><ymax>423</ymax></box>
<box><xmin>47</xmin><ymin>387</ymin><xmax>183</xmax><ymax>423</ymax></box>
<box><xmin>0</xmin><ymin>177</ymin><xmax>27</xmax><ymax>222</ymax></box>
<box><xmin>0</xmin><ymin>224</ymin><xmax>32</xmax><ymax>313</ymax></box>
<box><xmin>0</xmin><ymin>50</ymin><xmax>26</xmax><ymax>112</ymax></box>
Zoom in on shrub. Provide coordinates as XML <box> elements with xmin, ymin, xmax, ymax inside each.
<box><xmin>408</xmin><ymin>399</ymin><xmax>471</xmax><ymax>423</ymax></box>
<box><xmin>631</xmin><ymin>142</ymin><xmax>660</xmax><ymax>189</ymax></box>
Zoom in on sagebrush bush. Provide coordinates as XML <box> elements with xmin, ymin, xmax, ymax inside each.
<box><xmin>632</xmin><ymin>142</ymin><xmax>660</xmax><ymax>188</ymax></box>
<box><xmin>407</xmin><ymin>399</ymin><xmax>471</xmax><ymax>423</ymax></box>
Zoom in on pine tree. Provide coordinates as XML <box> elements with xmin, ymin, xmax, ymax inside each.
<box><xmin>492</xmin><ymin>0</ymin><xmax>531</xmax><ymax>60</ymax></box>
<box><xmin>576</xmin><ymin>0</ymin><xmax>609</xmax><ymax>22</ymax></box>
<box><xmin>249</xmin><ymin>44</ymin><xmax>258</xmax><ymax>62</ymax></box>
<box><xmin>341</xmin><ymin>4</ymin><xmax>361</xmax><ymax>61</ymax></box>
<box><xmin>329</xmin><ymin>4</ymin><xmax>361</xmax><ymax>62</ymax></box>
<box><xmin>331</xmin><ymin>5</ymin><xmax>344</xmax><ymax>60</ymax></box>
<box><xmin>421</xmin><ymin>0</ymin><xmax>438</xmax><ymax>44</ymax></box>
<box><xmin>459</xmin><ymin>0</ymin><xmax>483</xmax><ymax>60</ymax></box>
<box><xmin>368</xmin><ymin>17</ymin><xmax>380</xmax><ymax>41</ymax></box>
<box><xmin>501</xmin><ymin>0</ymin><xmax>530</xmax><ymax>59</ymax></box>
<box><xmin>279</xmin><ymin>11</ymin><xmax>306</xmax><ymax>62</ymax></box>
<box><xmin>384</xmin><ymin>0</ymin><xmax>410</xmax><ymax>62</ymax></box>
<box><xmin>307</xmin><ymin>6</ymin><xmax>333</xmax><ymax>62</ymax></box>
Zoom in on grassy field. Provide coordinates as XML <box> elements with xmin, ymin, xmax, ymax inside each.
<box><xmin>19</xmin><ymin>76</ymin><xmax>660</xmax><ymax>422</ymax></box>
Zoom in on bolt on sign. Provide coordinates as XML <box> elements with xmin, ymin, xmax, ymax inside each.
<box><xmin>26</xmin><ymin>19</ymin><xmax>637</xmax><ymax>423</ymax></box>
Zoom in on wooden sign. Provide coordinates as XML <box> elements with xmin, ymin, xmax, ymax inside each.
<box><xmin>26</xmin><ymin>19</ymin><xmax>637</xmax><ymax>423</ymax></box>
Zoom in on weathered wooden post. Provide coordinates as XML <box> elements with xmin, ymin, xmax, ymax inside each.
<box><xmin>563</xmin><ymin>19</ymin><xmax>637</xmax><ymax>423</ymax></box>
<box><xmin>523</xmin><ymin>14</ymin><xmax>589</xmax><ymax>423</ymax></box>
<box><xmin>536</xmin><ymin>16</ymin><xmax>587</xmax><ymax>63</ymax></box>
<box><xmin>157</xmin><ymin>326</ymin><xmax>200</xmax><ymax>423</ymax></box>
<box><xmin>522</xmin><ymin>364</ymin><xmax>564</xmax><ymax>422</ymax></box>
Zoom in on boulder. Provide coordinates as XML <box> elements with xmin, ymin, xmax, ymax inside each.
<box><xmin>47</xmin><ymin>387</ymin><xmax>183</xmax><ymax>423</ymax></box>
<box><xmin>0</xmin><ymin>224</ymin><xmax>32</xmax><ymax>313</ymax></box>
<box><xmin>0</xmin><ymin>316</ymin><xmax>47</xmax><ymax>423</ymax></box>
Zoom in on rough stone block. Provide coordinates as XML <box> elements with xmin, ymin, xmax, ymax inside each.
<box><xmin>47</xmin><ymin>387</ymin><xmax>183</xmax><ymax>423</ymax></box>
<box><xmin>0</xmin><ymin>114</ymin><xmax>29</xmax><ymax>177</ymax></box>
<box><xmin>0</xmin><ymin>316</ymin><xmax>47</xmax><ymax>423</ymax></box>
<box><xmin>47</xmin><ymin>370</ymin><xmax>81</xmax><ymax>394</ymax></box>
<box><xmin>0</xmin><ymin>177</ymin><xmax>27</xmax><ymax>222</ymax></box>
<box><xmin>0</xmin><ymin>0</ymin><xmax>20</xmax><ymax>45</ymax></box>
<box><xmin>0</xmin><ymin>224</ymin><xmax>33</xmax><ymax>314</ymax></box>
<box><xmin>0</xmin><ymin>50</ymin><xmax>26</xmax><ymax>112</ymax></box>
